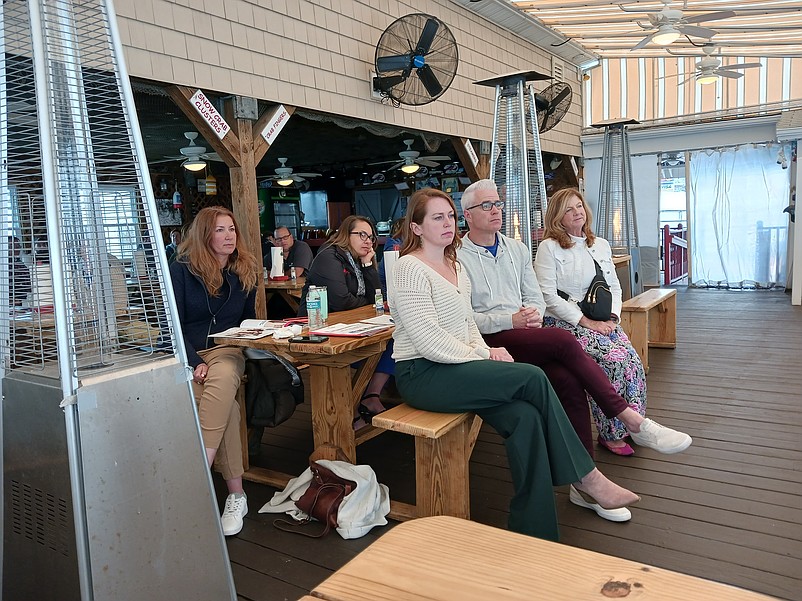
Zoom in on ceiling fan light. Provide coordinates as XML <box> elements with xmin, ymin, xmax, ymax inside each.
<box><xmin>401</xmin><ymin>163</ymin><xmax>420</xmax><ymax>174</ymax></box>
<box><xmin>182</xmin><ymin>158</ymin><xmax>207</xmax><ymax>172</ymax></box>
<box><xmin>697</xmin><ymin>74</ymin><xmax>719</xmax><ymax>85</ymax></box>
<box><xmin>652</xmin><ymin>27</ymin><xmax>680</xmax><ymax>46</ymax></box>
<box><xmin>276</xmin><ymin>177</ymin><xmax>294</xmax><ymax>186</ymax></box>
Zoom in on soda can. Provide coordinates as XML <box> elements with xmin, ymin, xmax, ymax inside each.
<box><xmin>306</xmin><ymin>285</ymin><xmax>322</xmax><ymax>330</ymax></box>
<box><xmin>317</xmin><ymin>285</ymin><xmax>328</xmax><ymax>324</ymax></box>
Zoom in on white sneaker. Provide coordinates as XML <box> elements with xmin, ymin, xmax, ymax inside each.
<box><xmin>569</xmin><ymin>486</ymin><xmax>632</xmax><ymax>522</ymax></box>
<box><xmin>629</xmin><ymin>419</ymin><xmax>692</xmax><ymax>454</ymax></box>
<box><xmin>221</xmin><ymin>493</ymin><xmax>247</xmax><ymax>536</ymax></box>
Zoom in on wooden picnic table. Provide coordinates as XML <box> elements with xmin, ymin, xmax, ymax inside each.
<box><xmin>264</xmin><ymin>275</ymin><xmax>305</xmax><ymax>312</ymax></box>
<box><xmin>310</xmin><ymin>515</ymin><xmax>779</xmax><ymax>601</ymax></box>
<box><xmin>214</xmin><ymin>305</ymin><xmax>392</xmax><ymax>489</ymax></box>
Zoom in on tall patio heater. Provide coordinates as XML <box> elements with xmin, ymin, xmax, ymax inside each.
<box><xmin>0</xmin><ymin>1</ymin><xmax>236</xmax><ymax>599</ymax></box>
<box><xmin>592</xmin><ymin>118</ymin><xmax>643</xmax><ymax>296</ymax></box>
<box><xmin>476</xmin><ymin>70</ymin><xmax>552</xmax><ymax>260</ymax></box>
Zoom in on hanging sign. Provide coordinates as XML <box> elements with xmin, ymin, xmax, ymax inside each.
<box><xmin>463</xmin><ymin>138</ymin><xmax>479</xmax><ymax>168</ymax></box>
<box><xmin>190</xmin><ymin>89</ymin><xmax>230</xmax><ymax>139</ymax></box>
<box><xmin>205</xmin><ymin>173</ymin><xmax>217</xmax><ymax>196</ymax></box>
<box><xmin>260</xmin><ymin>104</ymin><xmax>291</xmax><ymax>145</ymax></box>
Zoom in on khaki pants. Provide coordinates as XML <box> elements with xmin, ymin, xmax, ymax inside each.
<box><xmin>192</xmin><ymin>345</ymin><xmax>246</xmax><ymax>481</ymax></box>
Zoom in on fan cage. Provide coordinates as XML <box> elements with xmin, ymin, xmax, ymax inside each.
<box><xmin>490</xmin><ymin>81</ymin><xmax>549</xmax><ymax>261</ymax></box>
<box><xmin>374</xmin><ymin>13</ymin><xmax>458</xmax><ymax>106</ymax></box>
<box><xmin>1</xmin><ymin>0</ymin><xmax>178</xmax><ymax>379</ymax></box>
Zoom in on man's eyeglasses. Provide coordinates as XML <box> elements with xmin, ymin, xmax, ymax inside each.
<box><xmin>350</xmin><ymin>231</ymin><xmax>377</xmax><ymax>243</ymax></box>
<box><xmin>274</xmin><ymin>234</ymin><xmax>291</xmax><ymax>242</ymax></box>
<box><xmin>465</xmin><ymin>200</ymin><xmax>505</xmax><ymax>212</ymax></box>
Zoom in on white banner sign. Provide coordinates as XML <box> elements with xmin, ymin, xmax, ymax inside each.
<box><xmin>463</xmin><ymin>138</ymin><xmax>479</xmax><ymax>168</ymax></box>
<box><xmin>190</xmin><ymin>89</ymin><xmax>230</xmax><ymax>139</ymax></box>
<box><xmin>260</xmin><ymin>105</ymin><xmax>291</xmax><ymax>145</ymax></box>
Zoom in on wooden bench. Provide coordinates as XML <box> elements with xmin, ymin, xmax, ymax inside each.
<box><xmin>620</xmin><ymin>287</ymin><xmax>677</xmax><ymax>373</ymax></box>
<box><xmin>372</xmin><ymin>404</ymin><xmax>482</xmax><ymax>522</ymax></box>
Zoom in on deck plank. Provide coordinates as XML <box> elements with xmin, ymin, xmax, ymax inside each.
<box><xmin>226</xmin><ymin>288</ymin><xmax>802</xmax><ymax>601</ymax></box>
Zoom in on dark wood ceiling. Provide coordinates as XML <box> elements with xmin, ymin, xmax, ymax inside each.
<box><xmin>134</xmin><ymin>86</ymin><xmax>461</xmax><ymax>187</ymax></box>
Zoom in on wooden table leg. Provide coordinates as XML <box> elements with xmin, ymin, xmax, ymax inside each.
<box><xmin>309</xmin><ymin>364</ymin><xmax>357</xmax><ymax>462</ymax></box>
<box><xmin>649</xmin><ymin>295</ymin><xmax>677</xmax><ymax>348</ymax></box>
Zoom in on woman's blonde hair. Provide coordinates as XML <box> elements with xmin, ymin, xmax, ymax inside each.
<box><xmin>400</xmin><ymin>188</ymin><xmax>461</xmax><ymax>265</ymax></box>
<box><xmin>327</xmin><ymin>215</ymin><xmax>377</xmax><ymax>266</ymax></box>
<box><xmin>177</xmin><ymin>206</ymin><xmax>259</xmax><ymax>296</ymax></box>
<box><xmin>543</xmin><ymin>187</ymin><xmax>596</xmax><ymax>249</ymax></box>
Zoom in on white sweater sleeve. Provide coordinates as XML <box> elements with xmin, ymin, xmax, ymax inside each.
<box><xmin>392</xmin><ymin>258</ymin><xmax>490</xmax><ymax>364</ymax></box>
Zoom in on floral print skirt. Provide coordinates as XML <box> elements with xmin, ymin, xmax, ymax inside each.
<box><xmin>543</xmin><ymin>316</ymin><xmax>647</xmax><ymax>442</ymax></box>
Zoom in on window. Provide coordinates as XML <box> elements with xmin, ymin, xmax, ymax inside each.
<box><xmin>98</xmin><ymin>186</ymin><xmax>139</xmax><ymax>260</ymax></box>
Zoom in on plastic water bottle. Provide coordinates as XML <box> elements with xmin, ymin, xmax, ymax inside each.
<box><xmin>290</xmin><ymin>266</ymin><xmax>297</xmax><ymax>281</ymax></box>
<box><xmin>307</xmin><ymin>286</ymin><xmax>322</xmax><ymax>330</ymax></box>
<box><xmin>374</xmin><ymin>289</ymin><xmax>385</xmax><ymax>316</ymax></box>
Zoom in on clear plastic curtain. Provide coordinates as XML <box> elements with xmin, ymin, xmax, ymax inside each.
<box><xmin>689</xmin><ymin>144</ymin><xmax>792</xmax><ymax>289</ymax></box>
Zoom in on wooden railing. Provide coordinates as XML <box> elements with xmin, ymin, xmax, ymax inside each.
<box><xmin>662</xmin><ymin>224</ymin><xmax>688</xmax><ymax>285</ymax></box>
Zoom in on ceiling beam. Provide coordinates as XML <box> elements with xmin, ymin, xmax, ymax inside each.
<box><xmin>253</xmin><ymin>104</ymin><xmax>296</xmax><ymax>165</ymax></box>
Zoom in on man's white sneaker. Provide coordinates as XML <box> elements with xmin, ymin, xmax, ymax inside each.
<box><xmin>221</xmin><ymin>493</ymin><xmax>247</xmax><ymax>536</ymax></box>
<box><xmin>629</xmin><ymin>419</ymin><xmax>692</xmax><ymax>454</ymax></box>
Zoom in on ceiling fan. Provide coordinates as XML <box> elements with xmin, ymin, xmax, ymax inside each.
<box><xmin>619</xmin><ymin>0</ymin><xmax>736</xmax><ymax>50</ymax></box>
<box><xmin>369</xmin><ymin>139</ymin><xmax>451</xmax><ymax>175</ymax></box>
<box><xmin>260</xmin><ymin>158</ymin><xmax>321</xmax><ymax>187</ymax></box>
<box><xmin>155</xmin><ymin>131</ymin><xmax>223</xmax><ymax>171</ymax></box>
<box><xmin>670</xmin><ymin>44</ymin><xmax>762</xmax><ymax>85</ymax></box>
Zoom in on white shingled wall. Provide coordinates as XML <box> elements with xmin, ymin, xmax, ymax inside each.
<box><xmin>114</xmin><ymin>0</ymin><xmax>584</xmax><ymax>155</ymax></box>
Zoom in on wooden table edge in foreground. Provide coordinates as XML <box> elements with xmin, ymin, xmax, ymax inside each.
<box><xmin>309</xmin><ymin>516</ymin><xmax>778</xmax><ymax>601</ymax></box>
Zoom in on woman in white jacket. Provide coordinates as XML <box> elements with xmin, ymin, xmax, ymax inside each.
<box><xmin>534</xmin><ymin>188</ymin><xmax>690</xmax><ymax>457</ymax></box>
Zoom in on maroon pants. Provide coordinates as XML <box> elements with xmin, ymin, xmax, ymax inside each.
<box><xmin>483</xmin><ymin>327</ymin><xmax>628</xmax><ymax>457</ymax></box>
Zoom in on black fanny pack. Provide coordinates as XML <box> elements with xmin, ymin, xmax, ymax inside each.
<box><xmin>557</xmin><ymin>259</ymin><xmax>612</xmax><ymax>322</ymax></box>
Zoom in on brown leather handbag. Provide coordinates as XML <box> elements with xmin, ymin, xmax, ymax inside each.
<box><xmin>274</xmin><ymin>462</ymin><xmax>356</xmax><ymax>537</ymax></box>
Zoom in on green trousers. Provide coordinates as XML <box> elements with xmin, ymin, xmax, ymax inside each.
<box><xmin>395</xmin><ymin>358</ymin><xmax>595</xmax><ymax>541</ymax></box>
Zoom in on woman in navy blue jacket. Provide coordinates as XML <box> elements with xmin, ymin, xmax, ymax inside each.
<box><xmin>299</xmin><ymin>216</ymin><xmax>391</xmax><ymax>427</ymax></box>
<box><xmin>170</xmin><ymin>206</ymin><xmax>260</xmax><ymax>536</ymax></box>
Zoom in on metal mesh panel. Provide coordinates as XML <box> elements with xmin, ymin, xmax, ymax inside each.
<box><xmin>1</xmin><ymin>0</ymin><xmax>178</xmax><ymax>379</ymax></box>
<box><xmin>488</xmin><ymin>79</ymin><xmax>548</xmax><ymax>260</ymax></box>
<box><xmin>597</xmin><ymin>124</ymin><xmax>639</xmax><ymax>252</ymax></box>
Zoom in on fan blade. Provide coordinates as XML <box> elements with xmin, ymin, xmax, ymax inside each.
<box><xmin>676</xmin><ymin>75</ymin><xmax>696</xmax><ymax>87</ymax></box>
<box><xmin>683</xmin><ymin>10</ymin><xmax>736</xmax><ymax>24</ymax></box>
<box><xmin>377</xmin><ymin>53</ymin><xmax>412</xmax><ymax>72</ymax></box>
<box><xmin>294</xmin><ymin>172</ymin><xmax>322</xmax><ymax>178</ymax></box>
<box><xmin>374</xmin><ymin>75</ymin><xmax>406</xmax><ymax>91</ymax></box>
<box><xmin>717</xmin><ymin>70</ymin><xmax>744</xmax><ymax>79</ymax></box>
<box><xmin>676</xmin><ymin>24</ymin><xmax>718</xmax><ymax>38</ymax></box>
<box><xmin>417</xmin><ymin>159</ymin><xmax>441</xmax><ymax>168</ymax></box>
<box><xmin>551</xmin><ymin>86</ymin><xmax>571</xmax><ymax>108</ymax></box>
<box><xmin>417</xmin><ymin>64</ymin><xmax>443</xmax><ymax>97</ymax></box>
<box><xmin>419</xmin><ymin>155</ymin><xmax>452</xmax><ymax>162</ymax></box>
<box><xmin>632</xmin><ymin>32</ymin><xmax>657</xmax><ymax>51</ymax></box>
<box><xmin>415</xmin><ymin>18</ymin><xmax>439</xmax><ymax>55</ymax></box>
<box><xmin>723</xmin><ymin>62</ymin><xmax>763</xmax><ymax>70</ymax></box>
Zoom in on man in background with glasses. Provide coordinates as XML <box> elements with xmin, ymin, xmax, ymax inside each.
<box><xmin>456</xmin><ymin>180</ymin><xmax>687</xmax><ymax>492</ymax></box>
<box><xmin>264</xmin><ymin>226</ymin><xmax>313</xmax><ymax>278</ymax></box>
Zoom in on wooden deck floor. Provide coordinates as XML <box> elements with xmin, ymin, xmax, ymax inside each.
<box><xmin>221</xmin><ymin>287</ymin><xmax>802</xmax><ymax>601</ymax></box>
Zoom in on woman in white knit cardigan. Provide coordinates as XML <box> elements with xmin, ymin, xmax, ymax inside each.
<box><xmin>389</xmin><ymin>188</ymin><xmax>640</xmax><ymax>541</ymax></box>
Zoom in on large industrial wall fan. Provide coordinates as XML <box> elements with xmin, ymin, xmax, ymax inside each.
<box><xmin>535</xmin><ymin>83</ymin><xmax>573</xmax><ymax>134</ymax></box>
<box><xmin>373</xmin><ymin>13</ymin><xmax>459</xmax><ymax>105</ymax></box>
